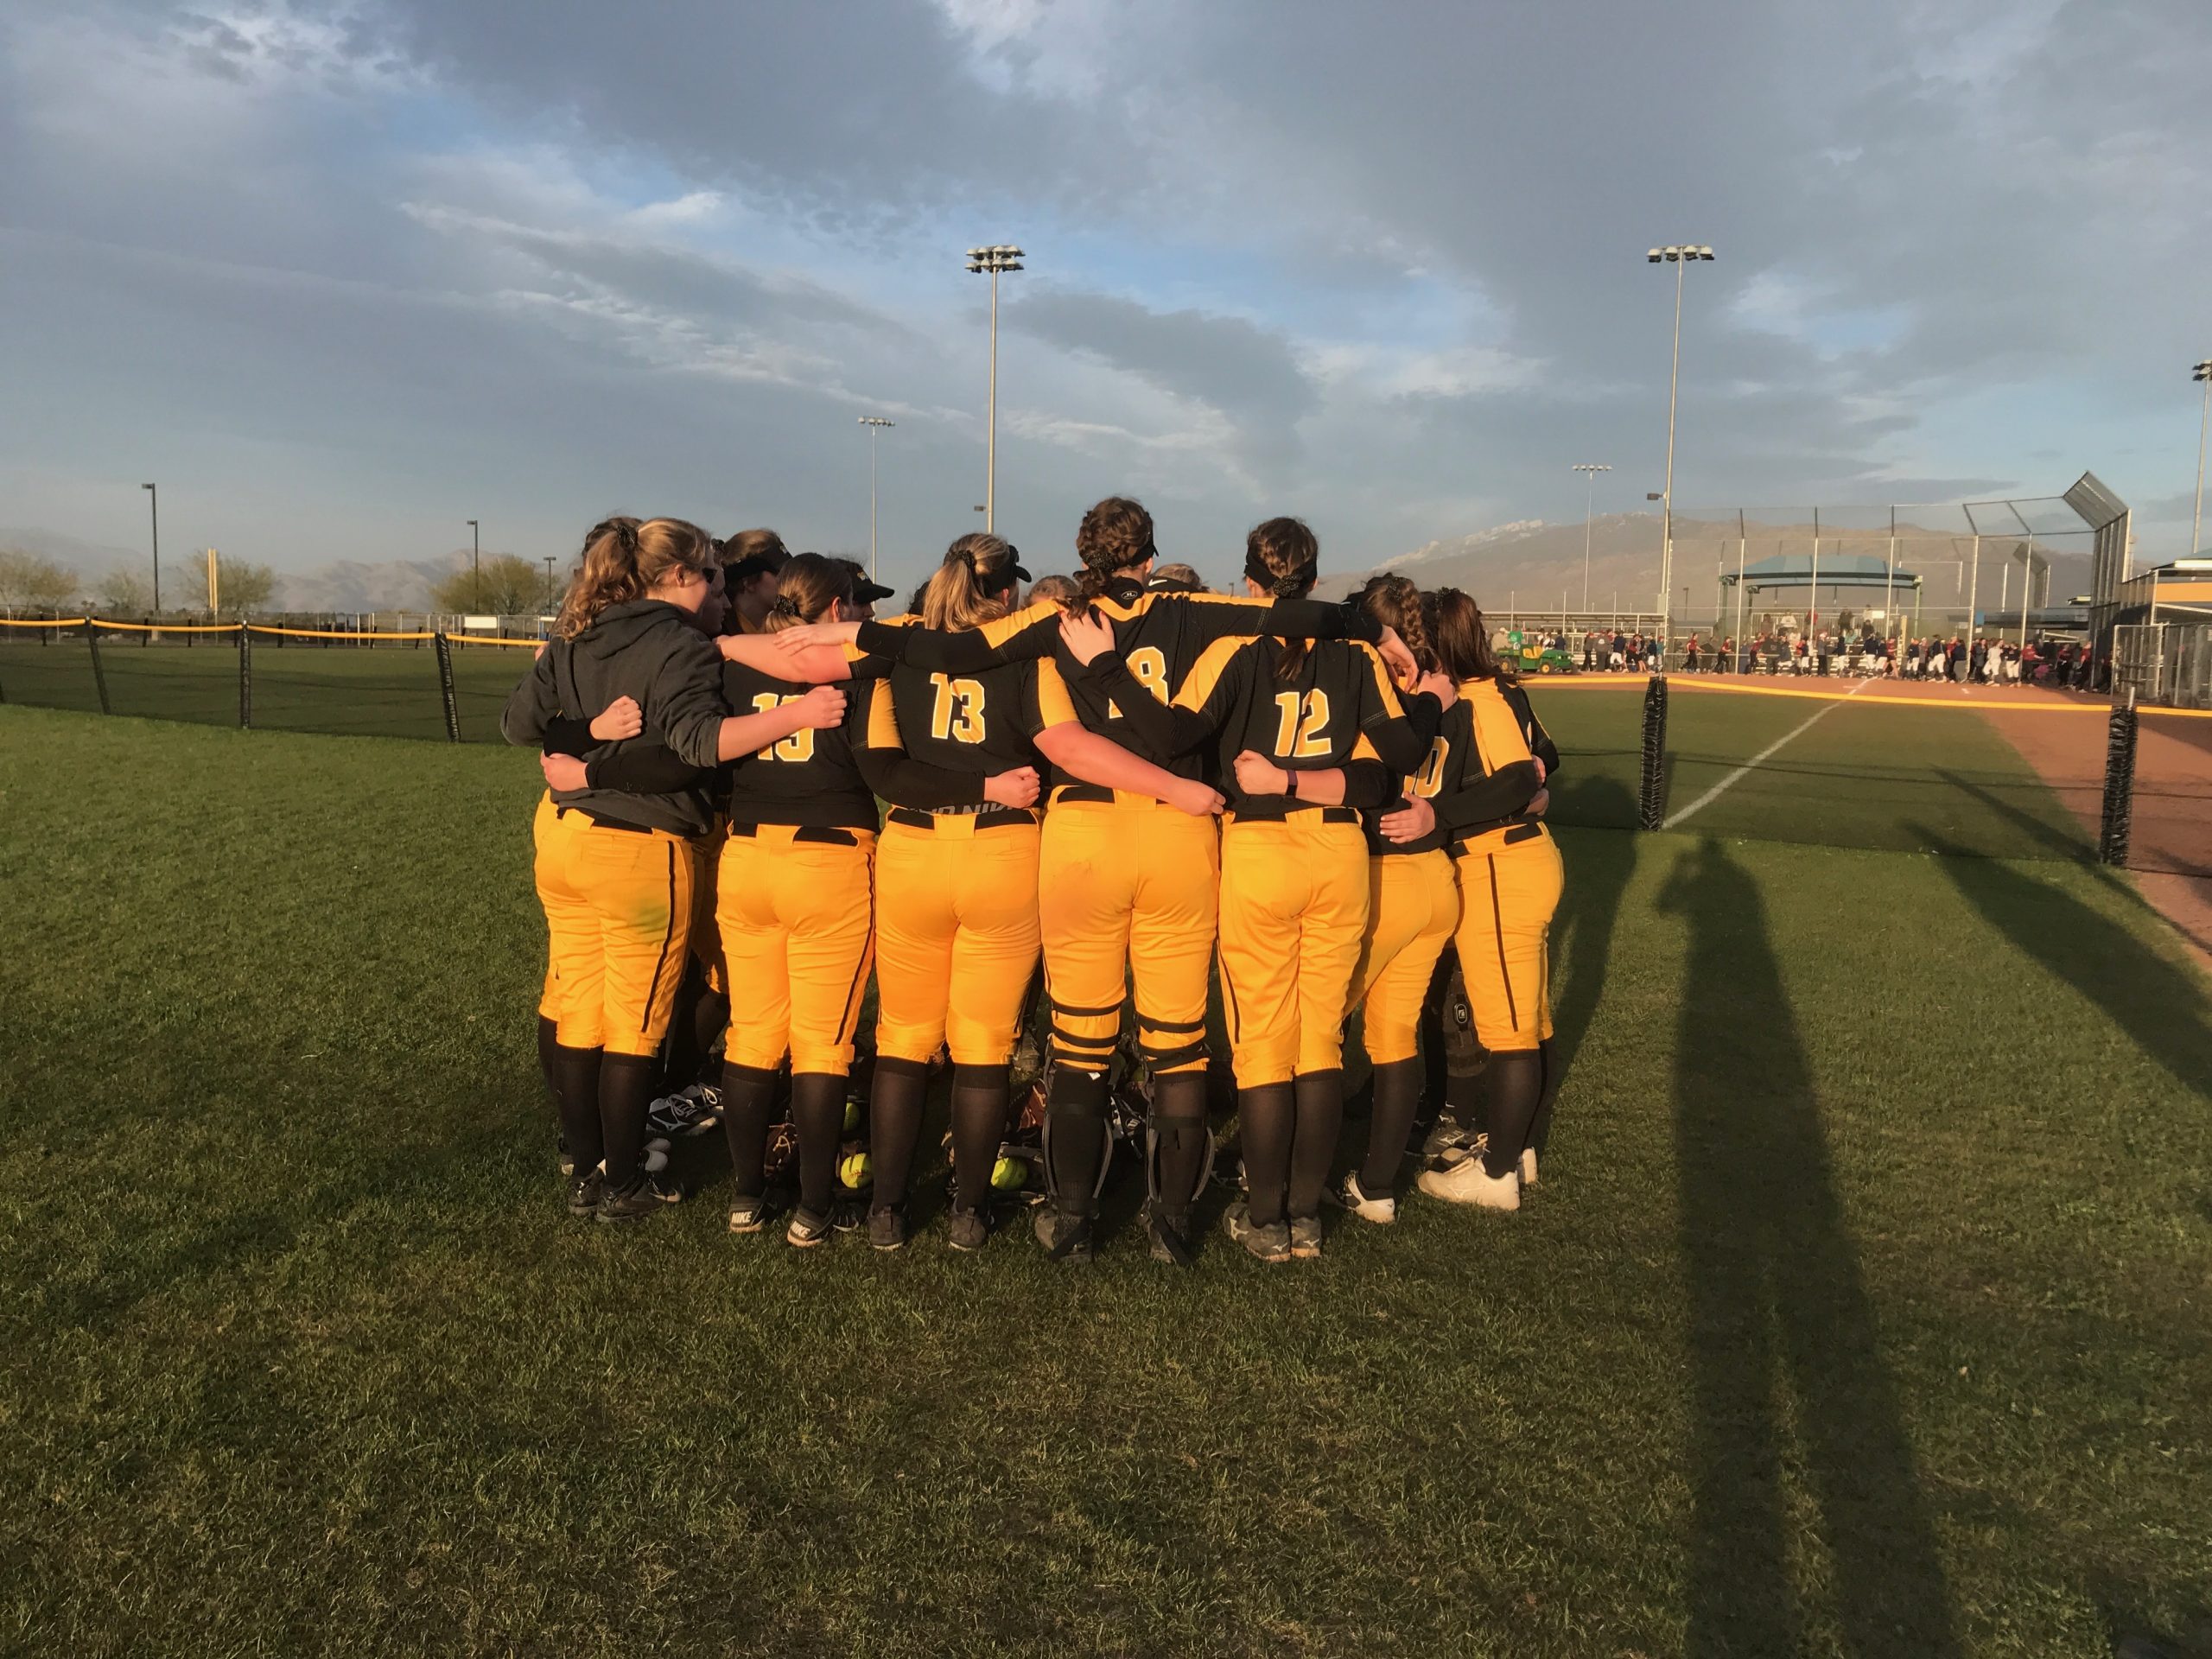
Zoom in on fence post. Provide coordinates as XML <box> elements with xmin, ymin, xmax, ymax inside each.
<box><xmin>85</xmin><ymin>621</ymin><xmax>113</xmax><ymax>715</ymax></box>
<box><xmin>435</xmin><ymin>632</ymin><xmax>461</xmax><ymax>743</ymax></box>
<box><xmin>2098</xmin><ymin>690</ymin><xmax>2137</xmax><ymax>867</ymax></box>
<box><xmin>238</xmin><ymin>624</ymin><xmax>253</xmax><ymax>729</ymax></box>
<box><xmin>1638</xmin><ymin>674</ymin><xmax>1669</xmax><ymax>830</ymax></box>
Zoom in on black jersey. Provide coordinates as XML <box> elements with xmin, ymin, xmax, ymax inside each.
<box><xmin>869</xmin><ymin>631</ymin><xmax>1077</xmax><ymax>798</ymax></box>
<box><xmin>719</xmin><ymin>658</ymin><xmax>882</xmax><ymax>831</ymax></box>
<box><xmin>1366</xmin><ymin>702</ymin><xmax>1463</xmax><ymax>857</ymax></box>
<box><xmin>1424</xmin><ymin>677</ymin><xmax>1550</xmax><ymax>849</ymax></box>
<box><xmin>1171</xmin><ymin>636</ymin><xmax>1428</xmax><ymax>818</ymax></box>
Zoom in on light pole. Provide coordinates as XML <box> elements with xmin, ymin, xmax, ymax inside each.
<box><xmin>1647</xmin><ymin>243</ymin><xmax>1714</xmax><ymax>669</ymax></box>
<box><xmin>859</xmin><ymin>416</ymin><xmax>895</xmax><ymax>579</ymax></box>
<box><xmin>965</xmin><ymin>245</ymin><xmax>1023</xmax><ymax>532</ymax></box>
<box><xmin>467</xmin><ymin>519</ymin><xmax>480</xmax><ymax>612</ymax></box>
<box><xmin>1573</xmin><ymin>462</ymin><xmax>1610</xmax><ymax>613</ymax></box>
<box><xmin>2191</xmin><ymin>359</ymin><xmax>2211</xmax><ymax>557</ymax></box>
<box><xmin>542</xmin><ymin>556</ymin><xmax>557</xmax><ymax>612</ymax></box>
<box><xmin>141</xmin><ymin>483</ymin><xmax>160</xmax><ymax>612</ymax></box>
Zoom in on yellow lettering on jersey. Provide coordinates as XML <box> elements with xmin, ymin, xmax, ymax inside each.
<box><xmin>1105</xmin><ymin>645</ymin><xmax>1168</xmax><ymax>721</ymax></box>
<box><xmin>928</xmin><ymin>673</ymin><xmax>987</xmax><ymax>744</ymax></box>
<box><xmin>1270</xmin><ymin>689</ymin><xmax>1333</xmax><ymax>758</ymax></box>
<box><xmin>750</xmin><ymin>691</ymin><xmax>816</xmax><ymax>761</ymax></box>
<box><xmin>1411</xmin><ymin>735</ymin><xmax>1448</xmax><ymax>798</ymax></box>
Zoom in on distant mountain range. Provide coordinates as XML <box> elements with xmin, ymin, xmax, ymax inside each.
<box><xmin>1316</xmin><ymin>512</ymin><xmax>2091</xmax><ymax>621</ymax></box>
<box><xmin>0</xmin><ymin>526</ymin><xmax>472</xmax><ymax>612</ymax></box>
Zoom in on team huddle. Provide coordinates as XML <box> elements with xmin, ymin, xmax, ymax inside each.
<box><xmin>504</xmin><ymin>498</ymin><xmax>1565</xmax><ymax>1263</ymax></box>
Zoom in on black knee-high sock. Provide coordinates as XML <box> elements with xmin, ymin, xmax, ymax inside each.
<box><xmin>549</xmin><ymin>1042</ymin><xmax>604</xmax><ymax>1177</ymax></box>
<box><xmin>868</xmin><ymin>1057</ymin><xmax>931</xmax><ymax>1213</ymax></box>
<box><xmin>1151</xmin><ymin>1072</ymin><xmax>1211</xmax><ymax>1224</ymax></box>
<box><xmin>1238</xmin><ymin>1083</ymin><xmax>1295</xmax><ymax>1227</ymax></box>
<box><xmin>1045</xmin><ymin>1064</ymin><xmax>1109</xmax><ymax>1216</ymax></box>
<box><xmin>719</xmin><ymin>1061</ymin><xmax>782</xmax><ymax>1199</ymax></box>
<box><xmin>600</xmin><ymin>1052</ymin><xmax>656</xmax><ymax>1190</ymax></box>
<box><xmin>1360</xmin><ymin>1058</ymin><xmax>1423</xmax><ymax>1193</ymax></box>
<box><xmin>1530</xmin><ymin>1038</ymin><xmax>1561</xmax><ymax>1156</ymax></box>
<box><xmin>683</xmin><ymin>988</ymin><xmax>731</xmax><ymax>1084</ymax></box>
<box><xmin>538</xmin><ymin>1014</ymin><xmax>562</xmax><ymax>1110</ymax></box>
<box><xmin>789</xmin><ymin>1071</ymin><xmax>845</xmax><ymax>1217</ymax></box>
<box><xmin>1446</xmin><ymin>1065</ymin><xmax>1485</xmax><ymax>1137</ymax></box>
<box><xmin>1417</xmin><ymin>950</ymin><xmax>1457</xmax><ymax>1130</ymax></box>
<box><xmin>1287</xmin><ymin>1069</ymin><xmax>1344</xmax><ymax>1221</ymax></box>
<box><xmin>950</xmin><ymin>1063</ymin><xmax>1010</xmax><ymax>1213</ymax></box>
<box><xmin>1480</xmin><ymin>1050</ymin><xmax>1544</xmax><ymax>1179</ymax></box>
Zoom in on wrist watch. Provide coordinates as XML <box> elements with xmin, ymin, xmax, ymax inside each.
<box><xmin>1284</xmin><ymin>769</ymin><xmax>1299</xmax><ymax>798</ymax></box>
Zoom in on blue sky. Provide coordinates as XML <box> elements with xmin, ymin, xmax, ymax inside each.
<box><xmin>2</xmin><ymin>0</ymin><xmax>2207</xmax><ymax>591</ymax></box>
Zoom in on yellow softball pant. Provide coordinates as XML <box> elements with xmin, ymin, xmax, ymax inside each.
<box><xmin>534</xmin><ymin>791</ymin><xmax>562</xmax><ymax>1023</ymax></box>
<box><xmin>1038</xmin><ymin>799</ymin><xmax>1219</xmax><ymax>1076</ymax></box>
<box><xmin>534</xmin><ymin>805</ymin><xmax>696</xmax><ymax>1057</ymax></box>
<box><xmin>1450</xmin><ymin>822</ymin><xmax>1563</xmax><ymax>1053</ymax></box>
<box><xmin>1217</xmin><ymin>812</ymin><xmax>1371</xmax><ymax>1087</ymax></box>
<box><xmin>874</xmin><ymin>813</ymin><xmax>1041</xmax><ymax>1068</ymax></box>
<box><xmin>715</xmin><ymin>825</ymin><xmax>876</xmax><ymax>1077</ymax></box>
<box><xmin>1347</xmin><ymin>849</ymin><xmax>1459</xmax><ymax>1065</ymax></box>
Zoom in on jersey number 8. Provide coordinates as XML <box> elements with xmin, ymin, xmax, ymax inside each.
<box><xmin>1106</xmin><ymin>645</ymin><xmax>1169</xmax><ymax>721</ymax></box>
<box><xmin>1271</xmin><ymin>689</ymin><xmax>1333</xmax><ymax>758</ymax></box>
<box><xmin>929</xmin><ymin>673</ymin><xmax>987</xmax><ymax>744</ymax></box>
<box><xmin>750</xmin><ymin>692</ymin><xmax>817</xmax><ymax>761</ymax></box>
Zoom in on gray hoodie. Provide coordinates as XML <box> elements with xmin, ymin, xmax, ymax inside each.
<box><xmin>503</xmin><ymin>599</ymin><xmax>728</xmax><ymax>836</ymax></box>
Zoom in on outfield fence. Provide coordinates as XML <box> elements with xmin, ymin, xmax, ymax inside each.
<box><xmin>0</xmin><ymin>619</ymin><xmax>537</xmax><ymax>743</ymax></box>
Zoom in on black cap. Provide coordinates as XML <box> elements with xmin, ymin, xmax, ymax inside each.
<box><xmin>849</xmin><ymin>573</ymin><xmax>895</xmax><ymax>603</ymax></box>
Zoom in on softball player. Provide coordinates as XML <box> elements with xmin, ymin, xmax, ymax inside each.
<box><xmin>1078</xmin><ymin>518</ymin><xmax>1445</xmax><ymax>1262</ymax></box>
<box><xmin>860</xmin><ymin>534</ymin><xmax>1218</xmax><ymax>1254</ymax></box>
<box><xmin>503</xmin><ymin>516</ymin><xmax>843</xmax><ymax>1223</ymax></box>
<box><xmin>1331</xmin><ymin>575</ymin><xmax>1465</xmax><ymax>1224</ymax></box>
<box><xmin>1411</xmin><ymin>588</ymin><xmax>1564</xmax><ymax>1213</ymax></box>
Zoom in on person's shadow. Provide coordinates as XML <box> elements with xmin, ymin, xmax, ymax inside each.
<box><xmin>1659</xmin><ymin>838</ymin><xmax>1961</xmax><ymax>1656</ymax></box>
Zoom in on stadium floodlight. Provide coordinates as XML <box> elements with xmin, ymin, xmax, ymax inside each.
<box><xmin>467</xmin><ymin>519</ymin><xmax>481</xmax><ymax>613</ymax></box>
<box><xmin>965</xmin><ymin>244</ymin><xmax>1025</xmax><ymax>533</ymax></box>
<box><xmin>859</xmin><ymin>416</ymin><xmax>896</xmax><ymax>579</ymax></box>
<box><xmin>1573</xmin><ymin>463</ymin><xmax>1611</xmax><ymax>612</ymax></box>
<box><xmin>2191</xmin><ymin>359</ymin><xmax>2212</xmax><ymax>559</ymax></box>
<box><xmin>141</xmin><ymin>482</ymin><xmax>160</xmax><ymax>612</ymax></box>
<box><xmin>1647</xmin><ymin>241</ymin><xmax>1717</xmax><ymax>667</ymax></box>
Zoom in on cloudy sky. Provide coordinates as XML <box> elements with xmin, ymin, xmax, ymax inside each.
<box><xmin>2</xmin><ymin>0</ymin><xmax>2207</xmax><ymax>591</ymax></box>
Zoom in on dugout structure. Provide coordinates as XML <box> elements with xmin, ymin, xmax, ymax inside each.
<box><xmin>1669</xmin><ymin>477</ymin><xmax>2124</xmax><ymax>658</ymax></box>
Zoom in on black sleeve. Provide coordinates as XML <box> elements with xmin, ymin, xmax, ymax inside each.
<box><xmin>585</xmin><ymin>744</ymin><xmax>717</xmax><ymax>794</ymax></box>
<box><xmin>1401</xmin><ymin>691</ymin><xmax>1443</xmax><ymax>753</ymax></box>
<box><xmin>1071</xmin><ymin>650</ymin><xmax>1213</xmax><ymax>755</ymax></box>
<box><xmin>856</xmin><ymin>611</ymin><xmax>1058</xmax><ymax>671</ymax></box>
<box><xmin>1500</xmin><ymin>682</ymin><xmax>1561</xmax><ymax>777</ymax></box>
<box><xmin>1430</xmin><ymin>759</ymin><xmax>1543</xmax><ymax>830</ymax></box>
<box><xmin>1271</xmin><ymin>596</ymin><xmax>1382</xmax><ymax>645</ymax></box>
<box><xmin>541</xmin><ymin>715</ymin><xmax>593</xmax><ymax>757</ymax></box>
<box><xmin>852</xmin><ymin>742</ymin><xmax>985</xmax><ymax>810</ymax></box>
<box><xmin>1342</xmin><ymin>759</ymin><xmax>1403</xmax><ymax>811</ymax></box>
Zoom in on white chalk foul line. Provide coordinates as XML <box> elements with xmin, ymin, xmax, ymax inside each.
<box><xmin>1662</xmin><ymin>677</ymin><xmax>1874</xmax><ymax>831</ymax></box>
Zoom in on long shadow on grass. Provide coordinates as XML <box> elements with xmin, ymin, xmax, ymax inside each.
<box><xmin>1913</xmin><ymin>829</ymin><xmax>2212</xmax><ymax>1101</ymax></box>
<box><xmin>1661</xmin><ymin>838</ymin><xmax>1961</xmax><ymax>1657</ymax></box>
<box><xmin>1546</xmin><ymin>779</ymin><xmax>1637</xmax><ymax>1058</ymax></box>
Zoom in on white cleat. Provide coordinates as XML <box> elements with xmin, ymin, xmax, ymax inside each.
<box><xmin>1417</xmin><ymin>1157</ymin><xmax>1521</xmax><ymax>1211</ymax></box>
<box><xmin>1520</xmin><ymin>1147</ymin><xmax>1539</xmax><ymax>1187</ymax></box>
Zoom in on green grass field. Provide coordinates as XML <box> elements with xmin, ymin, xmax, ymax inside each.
<box><xmin>3</xmin><ymin>704</ymin><xmax>2207</xmax><ymax>1656</ymax></box>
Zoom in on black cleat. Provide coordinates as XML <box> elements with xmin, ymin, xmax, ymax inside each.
<box><xmin>565</xmin><ymin>1169</ymin><xmax>603</xmax><ymax>1217</ymax></box>
<box><xmin>867</xmin><ymin>1205</ymin><xmax>909</xmax><ymax>1253</ymax></box>
<box><xmin>1033</xmin><ymin>1207</ymin><xmax>1094</xmax><ymax>1263</ymax></box>
<box><xmin>947</xmin><ymin>1206</ymin><xmax>992</xmax><ymax>1253</ymax></box>
<box><xmin>595</xmin><ymin>1172</ymin><xmax>684</xmax><ymax>1222</ymax></box>
<box><xmin>1145</xmin><ymin>1205</ymin><xmax>1196</xmax><ymax>1268</ymax></box>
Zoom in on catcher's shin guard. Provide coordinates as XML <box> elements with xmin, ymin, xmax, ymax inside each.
<box><xmin>1143</xmin><ymin>1072</ymin><xmax>1213</xmax><ymax>1267</ymax></box>
<box><xmin>1040</xmin><ymin>1058</ymin><xmax>1113</xmax><ymax>1219</ymax></box>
